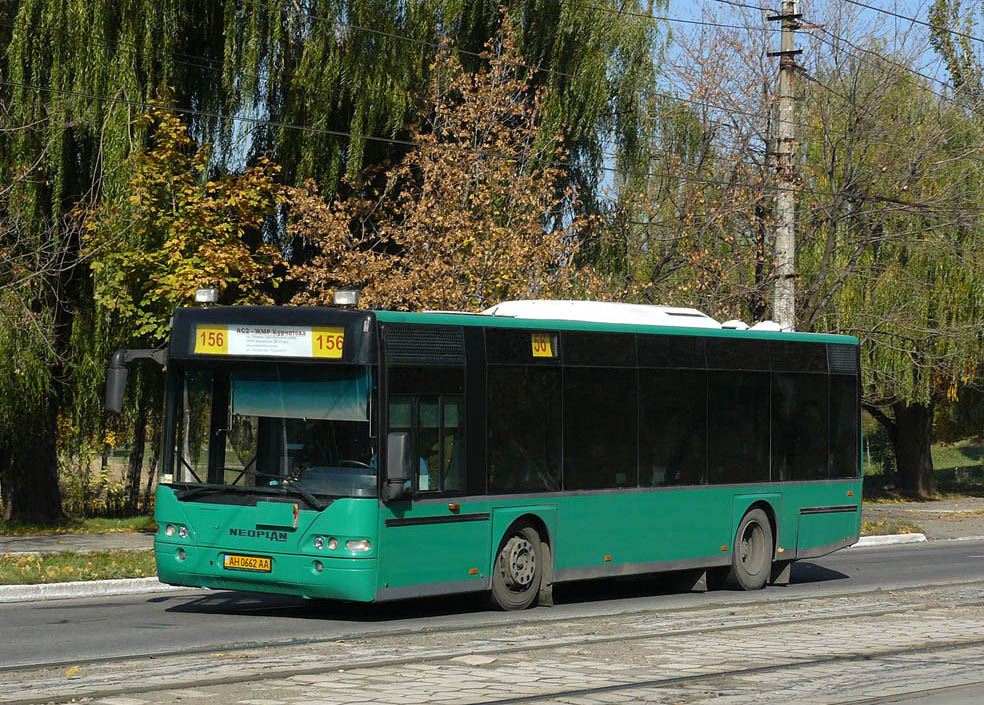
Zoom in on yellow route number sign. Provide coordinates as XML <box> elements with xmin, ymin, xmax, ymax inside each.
<box><xmin>313</xmin><ymin>327</ymin><xmax>345</xmax><ymax>358</ymax></box>
<box><xmin>531</xmin><ymin>333</ymin><xmax>555</xmax><ymax>358</ymax></box>
<box><xmin>194</xmin><ymin>326</ymin><xmax>228</xmax><ymax>355</ymax></box>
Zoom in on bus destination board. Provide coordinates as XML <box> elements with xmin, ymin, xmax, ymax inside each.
<box><xmin>194</xmin><ymin>324</ymin><xmax>345</xmax><ymax>359</ymax></box>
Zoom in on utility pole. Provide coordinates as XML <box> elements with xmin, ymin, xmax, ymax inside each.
<box><xmin>768</xmin><ymin>0</ymin><xmax>801</xmax><ymax>332</ymax></box>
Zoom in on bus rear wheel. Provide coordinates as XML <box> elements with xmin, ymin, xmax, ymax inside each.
<box><xmin>490</xmin><ymin>524</ymin><xmax>542</xmax><ymax>610</ymax></box>
<box><xmin>731</xmin><ymin>508</ymin><xmax>773</xmax><ymax>591</ymax></box>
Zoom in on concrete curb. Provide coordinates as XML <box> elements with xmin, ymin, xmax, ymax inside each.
<box><xmin>0</xmin><ymin>576</ymin><xmax>186</xmax><ymax>604</ymax></box>
<box><xmin>851</xmin><ymin>533</ymin><xmax>928</xmax><ymax>548</ymax></box>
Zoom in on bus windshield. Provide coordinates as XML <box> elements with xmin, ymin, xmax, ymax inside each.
<box><xmin>169</xmin><ymin>363</ymin><xmax>376</xmax><ymax>499</ymax></box>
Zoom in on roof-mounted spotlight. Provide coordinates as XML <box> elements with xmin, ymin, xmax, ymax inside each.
<box><xmin>333</xmin><ymin>288</ymin><xmax>361</xmax><ymax>308</ymax></box>
<box><xmin>194</xmin><ymin>288</ymin><xmax>219</xmax><ymax>305</ymax></box>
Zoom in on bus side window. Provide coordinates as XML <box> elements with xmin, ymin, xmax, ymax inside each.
<box><xmin>388</xmin><ymin>395</ymin><xmax>465</xmax><ymax>494</ymax></box>
<box><xmin>442</xmin><ymin>399</ymin><xmax>465</xmax><ymax>492</ymax></box>
<box><xmin>419</xmin><ymin>398</ymin><xmax>440</xmax><ymax>491</ymax></box>
<box><xmin>389</xmin><ymin>397</ymin><xmax>414</xmax><ymax>490</ymax></box>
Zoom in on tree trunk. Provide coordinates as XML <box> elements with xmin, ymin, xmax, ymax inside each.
<box><xmin>892</xmin><ymin>401</ymin><xmax>936</xmax><ymax>497</ymax></box>
<box><xmin>125</xmin><ymin>396</ymin><xmax>148</xmax><ymax>515</ymax></box>
<box><xmin>0</xmin><ymin>403</ymin><xmax>64</xmax><ymax>523</ymax></box>
<box><xmin>142</xmin><ymin>454</ymin><xmax>159</xmax><ymax>511</ymax></box>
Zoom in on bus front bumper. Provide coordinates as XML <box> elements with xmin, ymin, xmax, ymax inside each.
<box><xmin>155</xmin><ymin>540</ymin><xmax>377</xmax><ymax>602</ymax></box>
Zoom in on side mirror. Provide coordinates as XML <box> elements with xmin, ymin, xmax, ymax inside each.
<box><xmin>384</xmin><ymin>432</ymin><xmax>410</xmax><ymax>502</ymax></box>
<box><xmin>105</xmin><ymin>352</ymin><xmax>129</xmax><ymax>414</ymax></box>
<box><xmin>103</xmin><ymin>348</ymin><xmax>167</xmax><ymax>414</ymax></box>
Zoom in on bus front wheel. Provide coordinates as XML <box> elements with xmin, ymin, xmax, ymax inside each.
<box><xmin>490</xmin><ymin>524</ymin><xmax>542</xmax><ymax>610</ymax></box>
<box><xmin>731</xmin><ymin>508</ymin><xmax>773</xmax><ymax>591</ymax></box>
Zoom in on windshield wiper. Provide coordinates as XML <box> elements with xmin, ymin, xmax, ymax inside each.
<box><xmin>277</xmin><ymin>483</ymin><xmax>330</xmax><ymax>511</ymax></box>
<box><xmin>174</xmin><ymin>483</ymin><xmax>247</xmax><ymax>502</ymax></box>
<box><xmin>174</xmin><ymin>481</ymin><xmax>330</xmax><ymax>511</ymax></box>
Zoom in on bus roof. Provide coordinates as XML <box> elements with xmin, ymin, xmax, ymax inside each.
<box><xmin>168</xmin><ymin>303</ymin><xmax>859</xmax><ymax>349</ymax></box>
<box><xmin>374</xmin><ymin>303</ymin><xmax>859</xmax><ymax>346</ymax></box>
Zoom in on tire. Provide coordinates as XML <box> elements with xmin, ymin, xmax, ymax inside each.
<box><xmin>490</xmin><ymin>524</ymin><xmax>542</xmax><ymax>610</ymax></box>
<box><xmin>731</xmin><ymin>508</ymin><xmax>773</xmax><ymax>591</ymax></box>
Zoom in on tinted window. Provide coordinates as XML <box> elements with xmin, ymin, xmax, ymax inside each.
<box><xmin>418</xmin><ymin>398</ymin><xmax>441</xmax><ymax>491</ymax></box>
<box><xmin>771</xmin><ymin>341</ymin><xmax>827</xmax><ymax>372</ymax></box>
<box><xmin>388</xmin><ymin>367</ymin><xmax>463</xmax><ymax>394</ymax></box>
<box><xmin>639</xmin><ymin>370</ymin><xmax>706</xmax><ymax>486</ymax></box>
<box><xmin>707</xmin><ymin>372</ymin><xmax>770</xmax><ymax>483</ymax></box>
<box><xmin>772</xmin><ymin>373</ymin><xmax>828</xmax><ymax>481</ymax></box>
<box><xmin>487</xmin><ymin>366</ymin><xmax>562</xmax><ymax>493</ymax></box>
<box><xmin>830</xmin><ymin>375</ymin><xmax>860</xmax><ymax>478</ymax></box>
<box><xmin>706</xmin><ymin>338</ymin><xmax>770</xmax><ymax>371</ymax></box>
<box><xmin>637</xmin><ymin>335</ymin><xmax>705</xmax><ymax>369</ymax></box>
<box><xmin>563</xmin><ymin>332</ymin><xmax>636</xmax><ymax>367</ymax></box>
<box><xmin>564</xmin><ymin>367</ymin><xmax>638</xmax><ymax>489</ymax></box>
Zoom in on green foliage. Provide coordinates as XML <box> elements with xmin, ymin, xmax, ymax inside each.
<box><xmin>224</xmin><ymin>0</ymin><xmax>666</xmax><ymax>200</ymax></box>
<box><xmin>935</xmin><ymin>385</ymin><xmax>984</xmax><ymax>442</ymax></box>
<box><xmin>799</xmin><ymin>53</ymin><xmax>984</xmax><ymax>409</ymax></box>
<box><xmin>930</xmin><ymin>1</ymin><xmax>984</xmax><ymax>105</ymax></box>
<box><xmin>82</xmin><ymin>105</ymin><xmax>286</xmax><ymax>346</ymax></box>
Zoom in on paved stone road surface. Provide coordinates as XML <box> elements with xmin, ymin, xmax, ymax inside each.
<box><xmin>7</xmin><ymin>582</ymin><xmax>984</xmax><ymax>705</ymax></box>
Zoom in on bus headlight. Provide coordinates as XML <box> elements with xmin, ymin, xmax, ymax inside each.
<box><xmin>327</xmin><ymin>537</ymin><xmax>338</xmax><ymax>551</ymax></box>
<box><xmin>177</xmin><ymin>525</ymin><xmax>188</xmax><ymax>539</ymax></box>
<box><xmin>345</xmin><ymin>539</ymin><xmax>371</xmax><ymax>552</ymax></box>
<box><xmin>165</xmin><ymin>524</ymin><xmax>176</xmax><ymax>537</ymax></box>
<box><xmin>314</xmin><ymin>536</ymin><xmax>325</xmax><ymax>550</ymax></box>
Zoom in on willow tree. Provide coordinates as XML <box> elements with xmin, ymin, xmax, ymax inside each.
<box><xmin>1</xmin><ymin>0</ymin><xmax>664</xmax><ymax>520</ymax></box>
<box><xmin>799</xmin><ymin>49</ymin><xmax>984</xmax><ymax>496</ymax></box>
<box><xmin>930</xmin><ymin>0</ymin><xmax>984</xmax><ymax>105</ymax></box>
<box><xmin>1</xmin><ymin>0</ymin><xmax>230</xmax><ymax>520</ymax></box>
<box><xmin>222</xmin><ymin>0</ymin><xmax>665</xmax><ymax>206</ymax></box>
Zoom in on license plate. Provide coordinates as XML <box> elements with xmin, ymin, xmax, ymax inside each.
<box><xmin>223</xmin><ymin>554</ymin><xmax>271</xmax><ymax>572</ymax></box>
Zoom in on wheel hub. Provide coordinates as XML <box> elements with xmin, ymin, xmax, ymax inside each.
<box><xmin>501</xmin><ymin>535</ymin><xmax>536</xmax><ymax>590</ymax></box>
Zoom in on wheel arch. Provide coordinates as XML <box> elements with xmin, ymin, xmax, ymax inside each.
<box><xmin>489</xmin><ymin>506</ymin><xmax>557</xmax><ymax>605</ymax></box>
<box><xmin>746</xmin><ymin>500</ymin><xmax>778</xmax><ymax>550</ymax></box>
<box><xmin>732</xmin><ymin>494</ymin><xmax>782</xmax><ymax>558</ymax></box>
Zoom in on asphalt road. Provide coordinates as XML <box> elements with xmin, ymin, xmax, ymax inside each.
<box><xmin>2</xmin><ymin>538</ymin><xmax>983</xmax><ymax>671</ymax></box>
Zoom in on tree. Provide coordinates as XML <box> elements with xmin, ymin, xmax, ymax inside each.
<box><xmin>0</xmin><ymin>179</ymin><xmax>72</xmax><ymax>522</ymax></box>
<box><xmin>1</xmin><ymin>0</ymin><xmax>664</xmax><ymax>517</ymax></box>
<box><xmin>930</xmin><ymin>1</ymin><xmax>984</xmax><ymax>105</ymax></box>
<box><xmin>287</xmin><ymin>32</ymin><xmax>594</xmax><ymax>311</ymax></box>
<box><xmin>224</xmin><ymin>0</ymin><xmax>665</xmax><ymax>203</ymax></box>
<box><xmin>604</xmin><ymin>1</ymin><xmax>984</xmax><ymax>496</ymax></box>
<box><xmin>79</xmin><ymin>105</ymin><xmax>286</xmax><ymax>511</ymax></box>
<box><xmin>1</xmin><ymin>0</ymin><xmax>231</xmax><ymax>520</ymax></box>
<box><xmin>598</xmin><ymin>3</ymin><xmax>780</xmax><ymax>320</ymax></box>
<box><xmin>797</xmin><ymin>38</ymin><xmax>984</xmax><ymax>496</ymax></box>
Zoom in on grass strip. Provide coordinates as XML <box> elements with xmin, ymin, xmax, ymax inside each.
<box><xmin>861</xmin><ymin>518</ymin><xmax>922</xmax><ymax>536</ymax></box>
<box><xmin>0</xmin><ymin>516</ymin><xmax>156</xmax><ymax>536</ymax></box>
<box><xmin>0</xmin><ymin>550</ymin><xmax>156</xmax><ymax>585</ymax></box>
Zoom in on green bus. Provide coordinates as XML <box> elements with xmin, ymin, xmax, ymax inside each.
<box><xmin>107</xmin><ymin>299</ymin><xmax>862</xmax><ymax>610</ymax></box>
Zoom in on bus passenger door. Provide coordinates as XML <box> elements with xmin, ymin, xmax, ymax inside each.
<box><xmin>377</xmin><ymin>395</ymin><xmax>491</xmax><ymax>600</ymax></box>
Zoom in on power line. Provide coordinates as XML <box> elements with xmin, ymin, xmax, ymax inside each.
<box><xmin>0</xmin><ymin>3</ymin><xmax>840</xmax><ymax>151</ymax></box>
<box><xmin>560</xmin><ymin>0</ymin><xmax>777</xmax><ymax>33</ymax></box>
<box><xmin>842</xmin><ymin>0</ymin><xmax>984</xmax><ymax>47</ymax></box>
<box><xmin>710</xmin><ymin>0</ymin><xmax>778</xmax><ymax>12</ymax></box>
<box><xmin>8</xmin><ymin>71</ymin><xmax>976</xmax><ymax>210</ymax></box>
